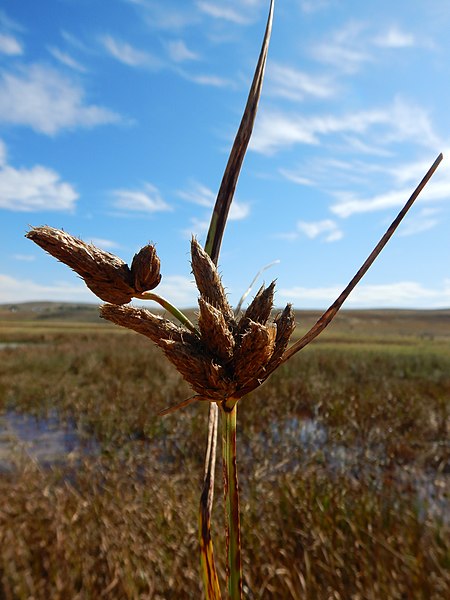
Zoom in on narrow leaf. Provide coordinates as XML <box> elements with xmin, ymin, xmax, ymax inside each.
<box><xmin>204</xmin><ymin>0</ymin><xmax>275</xmax><ymax>264</ymax></box>
<box><xmin>281</xmin><ymin>152</ymin><xmax>443</xmax><ymax>363</ymax></box>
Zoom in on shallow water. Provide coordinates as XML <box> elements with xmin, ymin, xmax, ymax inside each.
<box><xmin>0</xmin><ymin>410</ymin><xmax>99</xmax><ymax>472</ymax></box>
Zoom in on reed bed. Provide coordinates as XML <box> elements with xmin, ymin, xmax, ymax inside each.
<box><xmin>0</xmin><ymin>328</ymin><xmax>448</xmax><ymax>598</ymax></box>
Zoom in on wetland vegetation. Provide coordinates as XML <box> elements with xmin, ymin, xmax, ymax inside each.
<box><xmin>0</xmin><ymin>304</ymin><xmax>449</xmax><ymax>599</ymax></box>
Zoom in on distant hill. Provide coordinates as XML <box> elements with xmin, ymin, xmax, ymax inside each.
<box><xmin>1</xmin><ymin>302</ymin><xmax>449</xmax><ymax>340</ymax></box>
<box><xmin>0</xmin><ymin>302</ymin><xmax>102</xmax><ymax>323</ymax></box>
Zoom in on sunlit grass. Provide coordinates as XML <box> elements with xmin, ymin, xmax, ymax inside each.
<box><xmin>0</xmin><ymin>316</ymin><xmax>448</xmax><ymax>598</ymax></box>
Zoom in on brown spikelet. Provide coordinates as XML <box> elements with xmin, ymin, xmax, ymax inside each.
<box><xmin>238</xmin><ymin>281</ymin><xmax>275</xmax><ymax>332</ymax></box>
<box><xmin>130</xmin><ymin>243</ymin><xmax>161</xmax><ymax>293</ymax></box>
<box><xmin>234</xmin><ymin>321</ymin><xmax>276</xmax><ymax>387</ymax></box>
<box><xmin>198</xmin><ymin>297</ymin><xmax>235</xmax><ymax>362</ymax></box>
<box><xmin>191</xmin><ymin>238</ymin><xmax>234</xmax><ymax>321</ymax></box>
<box><xmin>159</xmin><ymin>339</ymin><xmax>234</xmax><ymax>400</ymax></box>
<box><xmin>26</xmin><ymin>226</ymin><xmax>135</xmax><ymax>304</ymax></box>
<box><xmin>266</xmin><ymin>303</ymin><xmax>296</xmax><ymax>371</ymax></box>
<box><xmin>100</xmin><ymin>304</ymin><xmax>190</xmax><ymax>345</ymax></box>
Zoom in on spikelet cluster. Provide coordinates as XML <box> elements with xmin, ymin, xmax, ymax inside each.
<box><xmin>26</xmin><ymin>226</ymin><xmax>161</xmax><ymax>304</ymax></box>
<box><xmin>101</xmin><ymin>239</ymin><xmax>296</xmax><ymax>404</ymax></box>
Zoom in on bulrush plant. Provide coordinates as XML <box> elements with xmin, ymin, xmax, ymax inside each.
<box><xmin>26</xmin><ymin>1</ymin><xmax>443</xmax><ymax>598</ymax></box>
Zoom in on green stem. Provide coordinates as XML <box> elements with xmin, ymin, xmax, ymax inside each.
<box><xmin>134</xmin><ymin>291</ymin><xmax>199</xmax><ymax>335</ymax></box>
<box><xmin>221</xmin><ymin>401</ymin><xmax>242</xmax><ymax>599</ymax></box>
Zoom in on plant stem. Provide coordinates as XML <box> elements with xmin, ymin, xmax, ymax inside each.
<box><xmin>221</xmin><ymin>401</ymin><xmax>242</xmax><ymax>599</ymax></box>
<box><xmin>134</xmin><ymin>291</ymin><xmax>199</xmax><ymax>334</ymax></box>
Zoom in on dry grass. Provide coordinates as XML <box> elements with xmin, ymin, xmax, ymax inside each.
<box><xmin>0</xmin><ymin>315</ymin><xmax>449</xmax><ymax>598</ymax></box>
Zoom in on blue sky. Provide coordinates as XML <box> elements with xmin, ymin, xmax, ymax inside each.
<box><xmin>0</xmin><ymin>0</ymin><xmax>449</xmax><ymax>310</ymax></box>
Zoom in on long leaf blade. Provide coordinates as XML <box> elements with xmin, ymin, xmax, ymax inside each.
<box><xmin>204</xmin><ymin>0</ymin><xmax>275</xmax><ymax>264</ymax></box>
<box><xmin>281</xmin><ymin>152</ymin><xmax>443</xmax><ymax>363</ymax></box>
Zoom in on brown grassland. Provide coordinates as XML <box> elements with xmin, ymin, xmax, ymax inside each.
<box><xmin>0</xmin><ymin>303</ymin><xmax>449</xmax><ymax>599</ymax></box>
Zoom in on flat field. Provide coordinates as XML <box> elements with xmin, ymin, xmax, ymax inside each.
<box><xmin>0</xmin><ymin>303</ymin><xmax>449</xmax><ymax>599</ymax></box>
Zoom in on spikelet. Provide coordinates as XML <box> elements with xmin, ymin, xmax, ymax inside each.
<box><xmin>131</xmin><ymin>244</ymin><xmax>161</xmax><ymax>293</ymax></box>
<box><xmin>191</xmin><ymin>238</ymin><xmax>234</xmax><ymax>321</ymax></box>
<box><xmin>198</xmin><ymin>297</ymin><xmax>235</xmax><ymax>362</ymax></box>
<box><xmin>27</xmin><ymin>226</ymin><xmax>136</xmax><ymax>304</ymax></box>
<box><xmin>238</xmin><ymin>281</ymin><xmax>275</xmax><ymax>334</ymax></box>
<box><xmin>100</xmin><ymin>304</ymin><xmax>189</xmax><ymax>345</ymax></box>
<box><xmin>266</xmin><ymin>303</ymin><xmax>296</xmax><ymax>371</ymax></box>
<box><xmin>233</xmin><ymin>320</ymin><xmax>277</xmax><ymax>388</ymax></box>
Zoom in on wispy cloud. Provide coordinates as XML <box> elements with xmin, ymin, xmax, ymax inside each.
<box><xmin>48</xmin><ymin>47</ymin><xmax>87</xmax><ymax>72</ymax></box>
<box><xmin>0</xmin><ymin>64</ymin><xmax>121</xmax><ymax>135</ymax></box>
<box><xmin>178</xmin><ymin>180</ymin><xmax>250</xmax><ymax>220</ymax></box>
<box><xmin>0</xmin><ymin>140</ymin><xmax>78</xmax><ymax>211</ymax></box>
<box><xmin>398</xmin><ymin>208</ymin><xmax>440</xmax><ymax>237</ymax></box>
<box><xmin>311</xmin><ymin>21</ymin><xmax>371</xmax><ymax>74</ymax></box>
<box><xmin>154</xmin><ymin>275</ymin><xmax>198</xmax><ymax>307</ymax></box>
<box><xmin>331</xmin><ymin>160</ymin><xmax>450</xmax><ymax>218</ymax></box>
<box><xmin>112</xmin><ymin>183</ymin><xmax>171</xmax><ymax>213</ymax></box>
<box><xmin>0</xmin><ymin>32</ymin><xmax>23</xmax><ymax>55</ymax></box>
<box><xmin>196</xmin><ymin>2</ymin><xmax>251</xmax><ymax>25</ymax></box>
<box><xmin>100</xmin><ymin>35</ymin><xmax>161</xmax><ymax>68</ymax></box>
<box><xmin>266</xmin><ymin>63</ymin><xmax>337</xmax><ymax>102</ymax></box>
<box><xmin>297</xmin><ymin>219</ymin><xmax>343</xmax><ymax>242</ymax></box>
<box><xmin>300</xmin><ymin>0</ymin><xmax>335</xmax><ymax>14</ymax></box>
<box><xmin>373</xmin><ymin>26</ymin><xmax>415</xmax><ymax>48</ymax></box>
<box><xmin>89</xmin><ymin>237</ymin><xmax>120</xmax><ymax>250</ymax></box>
<box><xmin>12</xmin><ymin>254</ymin><xmax>36</xmax><ymax>262</ymax></box>
<box><xmin>125</xmin><ymin>1</ymin><xmax>197</xmax><ymax>31</ymax></box>
<box><xmin>251</xmin><ymin>98</ymin><xmax>440</xmax><ymax>155</ymax></box>
<box><xmin>182</xmin><ymin>72</ymin><xmax>233</xmax><ymax>87</ymax></box>
<box><xmin>166</xmin><ymin>40</ymin><xmax>199</xmax><ymax>62</ymax></box>
<box><xmin>278</xmin><ymin>280</ymin><xmax>450</xmax><ymax>309</ymax></box>
<box><xmin>277</xmin><ymin>219</ymin><xmax>343</xmax><ymax>243</ymax></box>
<box><xmin>0</xmin><ymin>274</ymin><xmax>93</xmax><ymax>303</ymax></box>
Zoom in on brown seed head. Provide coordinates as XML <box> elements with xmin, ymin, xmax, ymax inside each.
<box><xmin>266</xmin><ymin>303</ymin><xmax>296</xmax><ymax>371</ymax></box>
<box><xmin>100</xmin><ymin>304</ymin><xmax>191</xmax><ymax>346</ymax></box>
<box><xmin>238</xmin><ymin>281</ymin><xmax>275</xmax><ymax>334</ymax></box>
<box><xmin>198</xmin><ymin>297</ymin><xmax>235</xmax><ymax>362</ymax></box>
<box><xmin>191</xmin><ymin>238</ymin><xmax>234</xmax><ymax>321</ymax></box>
<box><xmin>233</xmin><ymin>320</ymin><xmax>277</xmax><ymax>388</ymax></box>
<box><xmin>131</xmin><ymin>244</ymin><xmax>161</xmax><ymax>293</ymax></box>
<box><xmin>26</xmin><ymin>226</ymin><xmax>135</xmax><ymax>304</ymax></box>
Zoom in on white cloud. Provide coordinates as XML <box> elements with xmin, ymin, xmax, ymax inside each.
<box><xmin>178</xmin><ymin>181</ymin><xmax>215</xmax><ymax>207</ymax></box>
<box><xmin>229</xmin><ymin>202</ymin><xmax>250</xmax><ymax>220</ymax></box>
<box><xmin>12</xmin><ymin>254</ymin><xmax>36</xmax><ymax>262</ymax></box>
<box><xmin>251</xmin><ymin>98</ymin><xmax>439</xmax><ymax>155</ymax></box>
<box><xmin>152</xmin><ymin>275</ymin><xmax>198</xmax><ymax>307</ymax></box>
<box><xmin>196</xmin><ymin>2</ymin><xmax>250</xmax><ymax>24</ymax></box>
<box><xmin>89</xmin><ymin>238</ymin><xmax>120</xmax><ymax>250</ymax></box>
<box><xmin>0</xmin><ymin>64</ymin><xmax>121</xmax><ymax>135</ymax></box>
<box><xmin>112</xmin><ymin>183</ymin><xmax>171</xmax><ymax>213</ymax></box>
<box><xmin>100</xmin><ymin>35</ymin><xmax>161</xmax><ymax>68</ymax></box>
<box><xmin>311</xmin><ymin>21</ymin><xmax>371</xmax><ymax>73</ymax></box>
<box><xmin>331</xmin><ymin>164</ymin><xmax>450</xmax><ymax>218</ymax></box>
<box><xmin>0</xmin><ymin>141</ymin><xmax>78</xmax><ymax>212</ymax></box>
<box><xmin>48</xmin><ymin>47</ymin><xmax>87</xmax><ymax>72</ymax></box>
<box><xmin>178</xmin><ymin>180</ymin><xmax>250</xmax><ymax>220</ymax></box>
<box><xmin>0</xmin><ymin>32</ymin><xmax>23</xmax><ymax>55</ymax></box>
<box><xmin>0</xmin><ymin>271</ymin><xmax>198</xmax><ymax>306</ymax></box>
<box><xmin>0</xmin><ymin>273</ymin><xmax>94</xmax><ymax>303</ymax></box>
<box><xmin>267</xmin><ymin>63</ymin><xmax>337</xmax><ymax>101</ymax></box>
<box><xmin>278</xmin><ymin>219</ymin><xmax>343</xmax><ymax>243</ymax></box>
<box><xmin>374</xmin><ymin>26</ymin><xmax>415</xmax><ymax>49</ymax></box>
<box><xmin>184</xmin><ymin>72</ymin><xmax>233</xmax><ymax>87</ymax></box>
<box><xmin>0</xmin><ymin>139</ymin><xmax>6</xmax><ymax>166</ymax></box>
<box><xmin>300</xmin><ymin>0</ymin><xmax>334</xmax><ymax>13</ymax></box>
<box><xmin>167</xmin><ymin>40</ymin><xmax>199</xmax><ymax>62</ymax></box>
<box><xmin>278</xmin><ymin>280</ymin><xmax>450</xmax><ymax>309</ymax></box>
<box><xmin>297</xmin><ymin>219</ymin><xmax>343</xmax><ymax>242</ymax></box>
<box><xmin>125</xmin><ymin>1</ymin><xmax>197</xmax><ymax>31</ymax></box>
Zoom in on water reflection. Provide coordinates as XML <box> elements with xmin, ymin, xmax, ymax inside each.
<box><xmin>0</xmin><ymin>410</ymin><xmax>98</xmax><ymax>472</ymax></box>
